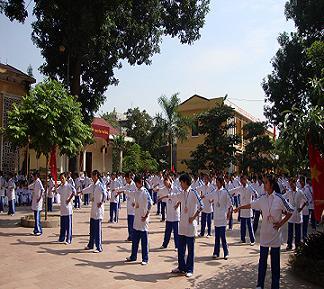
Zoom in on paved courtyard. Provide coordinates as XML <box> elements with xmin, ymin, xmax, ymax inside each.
<box><xmin>0</xmin><ymin>203</ymin><xmax>320</xmax><ymax>289</ymax></box>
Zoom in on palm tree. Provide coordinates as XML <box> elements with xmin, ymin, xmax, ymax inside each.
<box><xmin>112</xmin><ymin>134</ymin><xmax>127</xmax><ymax>172</ymax></box>
<box><xmin>157</xmin><ymin>93</ymin><xmax>192</xmax><ymax>170</ymax></box>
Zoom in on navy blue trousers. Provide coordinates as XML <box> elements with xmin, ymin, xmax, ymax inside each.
<box><xmin>33</xmin><ymin>210</ymin><xmax>42</xmax><ymax>234</ymax></box>
<box><xmin>178</xmin><ymin>235</ymin><xmax>195</xmax><ymax>273</ymax></box>
<box><xmin>257</xmin><ymin>246</ymin><xmax>280</xmax><ymax>289</ymax></box>
<box><xmin>253</xmin><ymin>210</ymin><xmax>261</xmax><ymax>233</ymax></box>
<box><xmin>130</xmin><ymin>229</ymin><xmax>149</xmax><ymax>262</ymax></box>
<box><xmin>83</xmin><ymin>194</ymin><xmax>89</xmax><ymax>205</ymax></box>
<box><xmin>214</xmin><ymin>226</ymin><xmax>229</xmax><ymax>257</ymax></box>
<box><xmin>127</xmin><ymin>214</ymin><xmax>134</xmax><ymax>240</ymax></box>
<box><xmin>200</xmin><ymin>212</ymin><xmax>212</xmax><ymax>236</ymax></box>
<box><xmin>0</xmin><ymin>196</ymin><xmax>4</xmax><ymax>212</ymax></box>
<box><xmin>59</xmin><ymin>215</ymin><xmax>72</xmax><ymax>243</ymax></box>
<box><xmin>87</xmin><ymin>218</ymin><xmax>103</xmax><ymax>251</ymax></box>
<box><xmin>162</xmin><ymin>221</ymin><xmax>179</xmax><ymax>248</ymax></box>
<box><xmin>240</xmin><ymin>217</ymin><xmax>255</xmax><ymax>243</ymax></box>
<box><xmin>302</xmin><ymin>215</ymin><xmax>309</xmax><ymax>240</ymax></box>
<box><xmin>8</xmin><ymin>200</ymin><xmax>15</xmax><ymax>215</ymax></box>
<box><xmin>47</xmin><ymin>197</ymin><xmax>53</xmax><ymax>212</ymax></box>
<box><xmin>74</xmin><ymin>195</ymin><xmax>81</xmax><ymax>208</ymax></box>
<box><xmin>110</xmin><ymin>202</ymin><xmax>118</xmax><ymax>222</ymax></box>
<box><xmin>287</xmin><ymin>222</ymin><xmax>301</xmax><ymax>248</ymax></box>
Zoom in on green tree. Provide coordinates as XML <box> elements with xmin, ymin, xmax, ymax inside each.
<box><xmin>157</xmin><ymin>93</ymin><xmax>192</xmax><ymax>169</ymax></box>
<box><xmin>124</xmin><ymin>107</ymin><xmax>153</xmax><ymax>151</ymax></box>
<box><xmin>6</xmin><ymin>78</ymin><xmax>92</xmax><ymax>219</ymax></box>
<box><xmin>188</xmin><ymin>103</ymin><xmax>239</xmax><ymax>173</ymax></box>
<box><xmin>242</xmin><ymin>122</ymin><xmax>274</xmax><ymax>174</ymax></box>
<box><xmin>1</xmin><ymin>0</ymin><xmax>210</xmax><ymax>121</ymax></box>
<box><xmin>112</xmin><ymin>134</ymin><xmax>127</xmax><ymax>172</ymax></box>
<box><xmin>101</xmin><ymin>108</ymin><xmax>119</xmax><ymax>128</ymax></box>
<box><xmin>263</xmin><ymin>0</ymin><xmax>324</xmax><ymax>127</ymax></box>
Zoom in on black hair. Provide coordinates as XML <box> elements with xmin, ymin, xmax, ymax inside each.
<box><xmin>134</xmin><ymin>175</ymin><xmax>143</xmax><ymax>184</ymax></box>
<box><xmin>216</xmin><ymin>176</ymin><xmax>225</xmax><ymax>187</ymax></box>
<box><xmin>265</xmin><ymin>174</ymin><xmax>280</xmax><ymax>193</ymax></box>
<box><xmin>179</xmin><ymin>173</ymin><xmax>192</xmax><ymax>186</ymax></box>
<box><xmin>32</xmin><ymin>171</ymin><xmax>40</xmax><ymax>178</ymax></box>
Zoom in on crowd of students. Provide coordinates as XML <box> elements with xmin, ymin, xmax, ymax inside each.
<box><xmin>0</xmin><ymin>168</ymin><xmax>320</xmax><ymax>289</ymax></box>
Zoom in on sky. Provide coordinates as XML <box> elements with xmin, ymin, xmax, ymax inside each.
<box><xmin>0</xmin><ymin>0</ymin><xmax>295</xmax><ymax>121</ymax></box>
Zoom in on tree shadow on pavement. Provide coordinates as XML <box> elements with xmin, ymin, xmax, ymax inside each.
<box><xmin>111</xmin><ymin>270</ymin><xmax>183</xmax><ymax>283</ymax></box>
<box><xmin>0</xmin><ymin>218</ymin><xmax>21</xmax><ymax>228</ymax></box>
<box><xmin>37</xmin><ymin>246</ymin><xmax>88</xmax><ymax>256</ymax></box>
<box><xmin>194</xmin><ymin>262</ymin><xmax>318</xmax><ymax>289</ymax></box>
<box><xmin>73</xmin><ymin>257</ymin><xmax>127</xmax><ymax>270</ymax></box>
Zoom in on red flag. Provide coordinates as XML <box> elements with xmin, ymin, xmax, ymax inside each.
<box><xmin>49</xmin><ymin>147</ymin><xmax>57</xmax><ymax>184</ymax></box>
<box><xmin>171</xmin><ymin>164</ymin><xmax>175</xmax><ymax>173</ymax></box>
<box><xmin>308</xmin><ymin>143</ymin><xmax>324</xmax><ymax>221</ymax></box>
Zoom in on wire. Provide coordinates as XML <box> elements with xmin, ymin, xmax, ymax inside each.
<box><xmin>228</xmin><ymin>98</ymin><xmax>264</xmax><ymax>102</ymax></box>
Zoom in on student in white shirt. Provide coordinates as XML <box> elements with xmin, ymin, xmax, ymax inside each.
<box><xmin>108</xmin><ymin>173</ymin><xmax>121</xmax><ymax>223</ymax></box>
<box><xmin>115</xmin><ymin>172</ymin><xmax>137</xmax><ymax>241</ymax></box>
<box><xmin>283</xmin><ymin>178</ymin><xmax>307</xmax><ymax>250</ymax></box>
<box><xmin>196</xmin><ymin>174</ymin><xmax>214</xmax><ymax>238</ymax></box>
<box><xmin>158</xmin><ymin>175</ymin><xmax>180</xmax><ymax>249</ymax></box>
<box><xmin>234</xmin><ymin>174</ymin><xmax>293</xmax><ymax>289</ymax></box>
<box><xmin>299</xmin><ymin>176</ymin><xmax>312</xmax><ymax>240</ymax></box>
<box><xmin>202</xmin><ymin>176</ymin><xmax>232</xmax><ymax>259</ymax></box>
<box><xmin>29</xmin><ymin>171</ymin><xmax>45</xmax><ymax>236</ymax></box>
<box><xmin>83</xmin><ymin>171</ymin><xmax>91</xmax><ymax>205</ymax></box>
<box><xmin>82</xmin><ymin>170</ymin><xmax>107</xmax><ymax>253</ymax></box>
<box><xmin>306</xmin><ymin>177</ymin><xmax>316</xmax><ymax>230</ymax></box>
<box><xmin>74</xmin><ymin>173</ymin><xmax>83</xmax><ymax>209</ymax></box>
<box><xmin>231</xmin><ymin>175</ymin><xmax>257</xmax><ymax>245</ymax></box>
<box><xmin>7</xmin><ymin>173</ymin><xmax>16</xmax><ymax>216</ymax></box>
<box><xmin>167</xmin><ymin>173</ymin><xmax>204</xmax><ymax>277</ymax></box>
<box><xmin>253</xmin><ymin>176</ymin><xmax>265</xmax><ymax>233</ymax></box>
<box><xmin>47</xmin><ymin>174</ymin><xmax>55</xmax><ymax>212</ymax></box>
<box><xmin>0</xmin><ymin>171</ymin><xmax>6</xmax><ymax>213</ymax></box>
<box><xmin>125</xmin><ymin>175</ymin><xmax>153</xmax><ymax>265</ymax></box>
<box><xmin>224</xmin><ymin>175</ymin><xmax>234</xmax><ymax>230</ymax></box>
<box><xmin>57</xmin><ymin>173</ymin><xmax>75</xmax><ymax>244</ymax></box>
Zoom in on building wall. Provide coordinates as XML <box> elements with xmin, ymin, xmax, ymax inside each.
<box><xmin>176</xmin><ymin>95</ymin><xmax>264</xmax><ymax>173</ymax></box>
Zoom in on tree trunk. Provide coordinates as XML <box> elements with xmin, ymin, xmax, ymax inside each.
<box><xmin>119</xmin><ymin>150</ymin><xmax>123</xmax><ymax>172</ymax></box>
<box><xmin>44</xmin><ymin>155</ymin><xmax>49</xmax><ymax>221</ymax></box>
<box><xmin>170</xmin><ymin>142</ymin><xmax>173</xmax><ymax>170</ymax></box>
<box><xmin>70</xmin><ymin>56</ymin><xmax>81</xmax><ymax>97</ymax></box>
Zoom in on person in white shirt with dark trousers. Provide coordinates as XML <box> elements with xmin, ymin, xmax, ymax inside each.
<box><xmin>0</xmin><ymin>171</ymin><xmax>6</xmax><ymax>213</ymax></box>
<box><xmin>283</xmin><ymin>178</ymin><xmax>307</xmax><ymax>250</ymax></box>
<box><xmin>164</xmin><ymin>173</ymin><xmax>204</xmax><ymax>278</ymax></box>
<box><xmin>115</xmin><ymin>172</ymin><xmax>137</xmax><ymax>241</ymax></box>
<box><xmin>29</xmin><ymin>171</ymin><xmax>45</xmax><ymax>236</ymax></box>
<box><xmin>82</xmin><ymin>170</ymin><xmax>107</xmax><ymax>253</ymax></box>
<box><xmin>159</xmin><ymin>175</ymin><xmax>180</xmax><ymax>250</ymax></box>
<box><xmin>7</xmin><ymin>173</ymin><xmax>16</xmax><ymax>216</ymax></box>
<box><xmin>202</xmin><ymin>176</ymin><xmax>232</xmax><ymax>260</ymax></box>
<box><xmin>231</xmin><ymin>175</ymin><xmax>257</xmax><ymax>245</ymax></box>
<box><xmin>234</xmin><ymin>174</ymin><xmax>293</xmax><ymax>289</ymax></box>
<box><xmin>57</xmin><ymin>173</ymin><xmax>75</xmax><ymax>244</ymax></box>
<box><xmin>125</xmin><ymin>175</ymin><xmax>153</xmax><ymax>265</ymax></box>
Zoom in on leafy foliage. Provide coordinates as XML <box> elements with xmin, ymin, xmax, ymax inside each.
<box><xmin>101</xmin><ymin>108</ymin><xmax>119</xmax><ymax>129</ymax></box>
<box><xmin>6</xmin><ymin>78</ymin><xmax>92</xmax><ymax>158</ymax></box>
<box><xmin>124</xmin><ymin>107</ymin><xmax>153</xmax><ymax>151</ymax></box>
<box><xmin>123</xmin><ymin>143</ymin><xmax>158</xmax><ymax>173</ymax></box>
<box><xmin>242</xmin><ymin>122</ymin><xmax>274</xmax><ymax>174</ymax></box>
<box><xmin>289</xmin><ymin>232</ymin><xmax>324</xmax><ymax>287</ymax></box>
<box><xmin>1</xmin><ymin>0</ymin><xmax>210</xmax><ymax>121</ymax></box>
<box><xmin>187</xmin><ymin>103</ymin><xmax>239</xmax><ymax>173</ymax></box>
<box><xmin>263</xmin><ymin>1</ymin><xmax>323</xmax><ymax>127</ymax></box>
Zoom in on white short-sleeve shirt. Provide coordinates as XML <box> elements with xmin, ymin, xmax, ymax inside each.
<box><xmin>251</xmin><ymin>192</ymin><xmax>294</xmax><ymax>248</ymax></box>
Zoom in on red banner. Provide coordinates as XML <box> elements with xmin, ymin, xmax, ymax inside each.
<box><xmin>92</xmin><ymin>124</ymin><xmax>110</xmax><ymax>141</ymax></box>
<box><xmin>49</xmin><ymin>146</ymin><xmax>57</xmax><ymax>184</ymax></box>
<box><xmin>308</xmin><ymin>143</ymin><xmax>324</xmax><ymax>221</ymax></box>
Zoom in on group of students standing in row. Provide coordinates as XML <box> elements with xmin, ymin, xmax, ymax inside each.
<box><xmin>5</xmin><ymin>169</ymin><xmax>320</xmax><ymax>289</ymax></box>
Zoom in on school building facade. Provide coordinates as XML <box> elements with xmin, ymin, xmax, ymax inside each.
<box><xmin>176</xmin><ymin>94</ymin><xmax>272</xmax><ymax>173</ymax></box>
<box><xmin>0</xmin><ymin>63</ymin><xmax>127</xmax><ymax>177</ymax></box>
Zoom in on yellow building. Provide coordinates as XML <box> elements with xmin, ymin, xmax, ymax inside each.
<box><xmin>0</xmin><ymin>63</ymin><xmax>36</xmax><ymax>174</ymax></box>
<box><xmin>176</xmin><ymin>94</ymin><xmax>265</xmax><ymax>173</ymax></box>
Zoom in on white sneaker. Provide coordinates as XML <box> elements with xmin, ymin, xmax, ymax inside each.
<box><xmin>212</xmin><ymin>254</ymin><xmax>219</xmax><ymax>259</ymax></box>
<box><xmin>171</xmin><ymin>268</ymin><xmax>184</xmax><ymax>274</ymax></box>
<box><xmin>93</xmin><ymin>249</ymin><xmax>101</xmax><ymax>253</ymax></box>
<box><xmin>141</xmin><ymin>261</ymin><xmax>148</xmax><ymax>265</ymax></box>
<box><xmin>250</xmin><ymin>242</ymin><xmax>255</xmax><ymax>246</ymax></box>
<box><xmin>64</xmin><ymin>241</ymin><xmax>70</xmax><ymax>245</ymax></box>
<box><xmin>160</xmin><ymin>245</ymin><xmax>166</xmax><ymax>249</ymax></box>
<box><xmin>84</xmin><ymin>246</ymin><xmax>91</xmax><ymax>250</ymax></box>
<box><xmin>224</xmin><ymin>255</ymin><xmax>229</xmax><ymax>260</ymax></box>
<box><xmin>185</xmin><ymin>272</ymin><xmax>193</xmax><ymax>278</ymax></box>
